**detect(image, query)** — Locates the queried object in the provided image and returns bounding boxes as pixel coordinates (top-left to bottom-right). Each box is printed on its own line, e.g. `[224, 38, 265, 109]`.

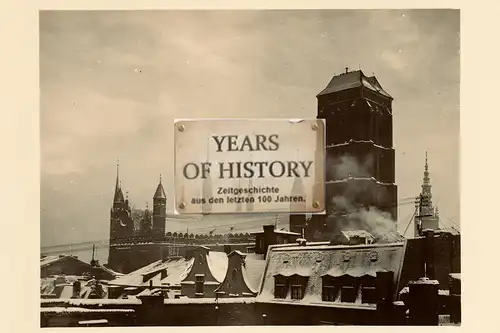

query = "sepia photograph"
[40, 9, 460, 326]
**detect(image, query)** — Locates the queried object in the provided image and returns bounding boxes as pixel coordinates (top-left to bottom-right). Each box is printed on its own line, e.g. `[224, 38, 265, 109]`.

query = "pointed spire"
[113, 161, 125, 203]
[420, 152, 434, 216]
[425, 151, 429, 172]
[116, 159, 120, 189]
[154, 175, 167, 199]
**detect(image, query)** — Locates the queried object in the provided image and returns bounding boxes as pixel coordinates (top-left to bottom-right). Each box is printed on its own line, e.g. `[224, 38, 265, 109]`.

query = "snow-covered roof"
[41, 276, 109, 299]
[256, 242, 405, 305]
[242, 254, 266, 293]
[341, 230, 374, 240]
[40, 255, 86, 268]
[207, 251, 229, 283]
[326, 139, 393, 151]
[251, 230, 301, 236]
[110, 258, 193, 288]
[325, 177, 395, 186]
[317, 70, 392, 99]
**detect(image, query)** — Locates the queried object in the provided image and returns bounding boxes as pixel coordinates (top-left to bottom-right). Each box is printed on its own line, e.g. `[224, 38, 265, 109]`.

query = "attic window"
[340, 278, 358, 303]
[274, 275, 287, 299]
[361, 276, 377, 304]
[321, 276, 339, 302]
[195, 274, 205, 295]
[290, 276, 308, 300]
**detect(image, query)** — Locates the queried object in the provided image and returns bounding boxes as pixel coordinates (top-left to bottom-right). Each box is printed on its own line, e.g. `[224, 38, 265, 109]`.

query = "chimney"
[160, 269, 168, 280]
[72, 280, 81, 299]
[423, 229, 435, 279]
[345, 67, 349, 73]
[223, 245, 231, 254]
[263, 225, 277, 259]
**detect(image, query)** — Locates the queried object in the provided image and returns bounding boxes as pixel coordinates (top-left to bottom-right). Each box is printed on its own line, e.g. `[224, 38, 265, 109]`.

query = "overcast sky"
[40, 9, 460, 247]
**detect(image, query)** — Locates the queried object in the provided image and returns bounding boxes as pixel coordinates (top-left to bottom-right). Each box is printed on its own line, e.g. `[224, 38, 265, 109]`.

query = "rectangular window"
[340, 285, 357, 303]
[322, 276, 340, 302]
[322, 284, 339, 302]
[195, 274, 204, 295]
[290, 277, 308, 300]
[361, 286, 377, 304]
[274, 276, 287, 299]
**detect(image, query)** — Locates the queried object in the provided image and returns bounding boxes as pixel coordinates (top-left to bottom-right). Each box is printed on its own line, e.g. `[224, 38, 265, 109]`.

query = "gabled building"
[215, 251, 266, 298]
[41, 255, 118, 281]
[180, 246, 228, 298]
[107, 257, 193, 298]
[256, 240, 405, 306]
[41, 275, 109, 299]
[251, 225, 301, 258]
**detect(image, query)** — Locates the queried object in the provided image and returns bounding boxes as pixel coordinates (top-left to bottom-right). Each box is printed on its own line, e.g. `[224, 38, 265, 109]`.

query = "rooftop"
[257, 241, 406, 306]
[317, 70, 392, 99]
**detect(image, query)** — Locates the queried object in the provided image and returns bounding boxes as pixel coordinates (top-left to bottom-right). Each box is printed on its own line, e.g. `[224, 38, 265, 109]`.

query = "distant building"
[414, 152, 441, 237]
[251, 225, 301, 258]
[290, 69, 397, 241]
[41, 255, 118, 281]
[106, 165, 256, 274]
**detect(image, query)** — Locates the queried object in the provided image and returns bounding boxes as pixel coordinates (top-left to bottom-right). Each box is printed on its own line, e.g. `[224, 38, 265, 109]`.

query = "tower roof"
[153, 177, 166, 199]
[317, 69, 392, 99]
[113, 162, 125, 203]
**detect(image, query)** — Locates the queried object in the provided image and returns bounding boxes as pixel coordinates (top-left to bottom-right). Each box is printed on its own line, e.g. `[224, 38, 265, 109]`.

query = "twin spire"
[114, 160, 166, 203]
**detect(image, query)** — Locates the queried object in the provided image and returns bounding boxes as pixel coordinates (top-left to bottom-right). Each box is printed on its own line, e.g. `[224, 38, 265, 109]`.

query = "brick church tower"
[107, 163, 134, 272]
[290, 69, 398, 240]
[152, 176, 167, 241]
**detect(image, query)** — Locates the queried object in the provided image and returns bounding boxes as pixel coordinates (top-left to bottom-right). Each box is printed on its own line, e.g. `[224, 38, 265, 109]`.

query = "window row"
[274, 275, 378, 304]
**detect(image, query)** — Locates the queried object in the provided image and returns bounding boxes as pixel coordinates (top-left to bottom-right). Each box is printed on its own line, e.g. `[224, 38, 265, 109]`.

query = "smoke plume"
[323, 153, 401, 243]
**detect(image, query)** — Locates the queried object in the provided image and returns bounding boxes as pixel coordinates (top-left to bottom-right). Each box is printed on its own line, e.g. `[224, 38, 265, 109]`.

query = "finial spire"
[425, 151, 428, 172]
[113, 160, 125, 203]
[116, 159, 120, 189]
[159, 173, 162, 184]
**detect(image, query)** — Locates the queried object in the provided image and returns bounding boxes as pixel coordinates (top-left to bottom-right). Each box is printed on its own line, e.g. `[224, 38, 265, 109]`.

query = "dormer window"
[361, 276, 377, 304]
[321, 276, 340, 302]
[290, 276, 308, 300]
[340, 276, 357, 303]
[274, 275, 287, 299]
[195, 274, 205, 295]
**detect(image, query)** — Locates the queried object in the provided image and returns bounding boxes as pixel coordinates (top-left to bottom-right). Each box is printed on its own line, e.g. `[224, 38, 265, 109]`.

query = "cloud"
[40, 10, 460, 247]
